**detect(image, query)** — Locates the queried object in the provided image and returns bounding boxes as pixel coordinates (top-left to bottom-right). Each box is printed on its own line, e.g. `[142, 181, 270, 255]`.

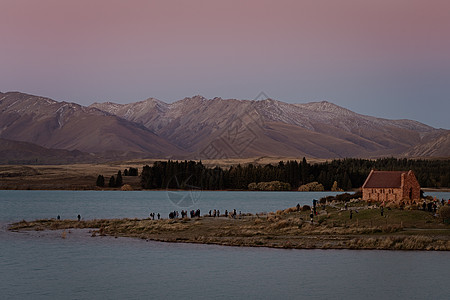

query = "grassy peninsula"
[9, 200, 450, 251]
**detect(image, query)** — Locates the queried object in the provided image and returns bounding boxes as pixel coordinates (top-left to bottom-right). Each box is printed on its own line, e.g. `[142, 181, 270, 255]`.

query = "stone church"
[361, 170, 421, 202]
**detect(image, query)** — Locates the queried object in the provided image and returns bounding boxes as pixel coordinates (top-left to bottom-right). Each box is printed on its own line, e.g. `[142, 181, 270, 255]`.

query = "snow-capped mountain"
[1, 91, 448, 162]
[90, 95, 447, 158]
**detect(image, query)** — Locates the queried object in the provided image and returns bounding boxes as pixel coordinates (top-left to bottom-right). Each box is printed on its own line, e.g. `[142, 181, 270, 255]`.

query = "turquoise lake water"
[1, 190, 449, 299]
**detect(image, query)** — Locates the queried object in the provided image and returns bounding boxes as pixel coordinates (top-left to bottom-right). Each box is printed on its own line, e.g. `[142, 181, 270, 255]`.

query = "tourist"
[217, 210, 220, 217]
[57, 215, 60, 220]
[209, 210, 212, 217]
[310, 210, 313, 224]
[157, 213, 160, 220]
[225, 210, 228, 217]
[77, 214, 81, 221]
[296, 203, 300, 212]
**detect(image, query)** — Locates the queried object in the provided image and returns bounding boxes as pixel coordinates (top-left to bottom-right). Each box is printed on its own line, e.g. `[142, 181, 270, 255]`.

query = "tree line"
[140, 158, 450, 190]
[96, 167, 139, 188]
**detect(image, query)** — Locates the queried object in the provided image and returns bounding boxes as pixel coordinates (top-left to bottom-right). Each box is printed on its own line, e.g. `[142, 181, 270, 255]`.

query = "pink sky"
[1, 0, 449, 128]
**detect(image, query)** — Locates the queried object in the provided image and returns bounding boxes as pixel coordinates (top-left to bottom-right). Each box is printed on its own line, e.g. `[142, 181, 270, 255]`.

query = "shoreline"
[9, 204, 450, 251]
[2, 187, 450, 193]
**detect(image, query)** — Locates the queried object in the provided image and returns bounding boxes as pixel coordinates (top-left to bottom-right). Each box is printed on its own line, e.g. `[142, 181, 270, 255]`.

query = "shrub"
[322, 191, 363, 203]
[248, 182, 257, 190]
[121, 184, 133, 191]
[248, 181, 291, 191]
[298, 182, 324, 191]
[331, 181, 343, 192]
[284, 207, 297, 214]
[440, 206, 450, 222]
[301, 205, 311, 212]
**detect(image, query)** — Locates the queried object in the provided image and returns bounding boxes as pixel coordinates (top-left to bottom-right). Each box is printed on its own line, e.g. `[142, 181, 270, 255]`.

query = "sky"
[1, 0, 449, 129]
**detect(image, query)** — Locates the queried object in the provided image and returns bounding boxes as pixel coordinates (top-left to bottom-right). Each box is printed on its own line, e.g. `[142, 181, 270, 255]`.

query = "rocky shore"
[9, 202, 450, 251]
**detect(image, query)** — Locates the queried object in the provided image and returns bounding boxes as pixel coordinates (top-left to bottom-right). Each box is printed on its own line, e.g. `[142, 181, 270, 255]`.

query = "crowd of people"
[145, 208, 245, 220]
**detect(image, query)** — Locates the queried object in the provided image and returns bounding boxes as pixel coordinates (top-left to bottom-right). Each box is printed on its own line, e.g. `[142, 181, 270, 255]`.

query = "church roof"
[362, 170, 407, 188]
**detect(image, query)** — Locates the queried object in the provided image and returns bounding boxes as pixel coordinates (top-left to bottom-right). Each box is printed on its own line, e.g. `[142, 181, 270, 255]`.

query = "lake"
[1, 190, 449, 299]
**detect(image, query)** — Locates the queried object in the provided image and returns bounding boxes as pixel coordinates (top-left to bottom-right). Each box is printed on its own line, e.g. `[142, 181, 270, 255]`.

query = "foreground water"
[1, 190, 449, 299]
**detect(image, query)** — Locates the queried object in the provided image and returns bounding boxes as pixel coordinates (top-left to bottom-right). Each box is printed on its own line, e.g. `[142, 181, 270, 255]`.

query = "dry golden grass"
[0, 156, 328, 190]
[0, 163, 142, 190]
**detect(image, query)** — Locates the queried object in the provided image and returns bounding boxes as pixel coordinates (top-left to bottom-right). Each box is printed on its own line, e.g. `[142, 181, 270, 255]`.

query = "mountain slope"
[0, 92, 184, 157]
[0, 138, 96, 164]
[402, 132, 450, 157]
[91, 96, 448, 158]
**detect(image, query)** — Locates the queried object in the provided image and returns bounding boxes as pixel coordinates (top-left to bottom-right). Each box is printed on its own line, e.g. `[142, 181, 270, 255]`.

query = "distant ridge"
[90, 95, 449, 158]
[0, 91, 448, 163]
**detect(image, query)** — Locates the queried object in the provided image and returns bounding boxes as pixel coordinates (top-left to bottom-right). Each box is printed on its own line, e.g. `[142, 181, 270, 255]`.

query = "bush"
[331, 181, 343, 192]
[327, 191, 363, 202]
[248, 182, 258, 190]
[301, 205, 311, 212]
[440, 206, 450, 222]
[248, 181, 291, 191]
[298, 182, 324, 191]
[121, 184, 133, 191]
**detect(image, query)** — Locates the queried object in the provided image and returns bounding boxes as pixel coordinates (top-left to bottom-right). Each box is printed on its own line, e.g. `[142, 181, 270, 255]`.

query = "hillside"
[0, 92, 184, 158]
[0, 138, 96, 164]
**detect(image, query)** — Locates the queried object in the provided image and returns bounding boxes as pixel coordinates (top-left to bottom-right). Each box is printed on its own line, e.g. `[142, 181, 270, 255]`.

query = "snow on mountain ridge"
[90, 95, 435, 136]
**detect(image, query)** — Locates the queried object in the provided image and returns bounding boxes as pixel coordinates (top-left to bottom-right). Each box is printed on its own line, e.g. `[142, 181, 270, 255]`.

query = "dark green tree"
[96, 175, 105, 187]
[116, 171, 123, 187]
[129, 167, 138, 176]
[109, 175, 116, 188]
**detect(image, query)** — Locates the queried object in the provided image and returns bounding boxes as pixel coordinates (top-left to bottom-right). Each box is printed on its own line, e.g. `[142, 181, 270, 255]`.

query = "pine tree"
[116, 171, 123, 187]
[109, 175, 116, 188]
[96, 175, 105, 187]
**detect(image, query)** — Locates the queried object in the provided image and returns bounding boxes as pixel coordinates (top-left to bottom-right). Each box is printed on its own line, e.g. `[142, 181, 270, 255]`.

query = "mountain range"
[0, 91, 448, 164]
